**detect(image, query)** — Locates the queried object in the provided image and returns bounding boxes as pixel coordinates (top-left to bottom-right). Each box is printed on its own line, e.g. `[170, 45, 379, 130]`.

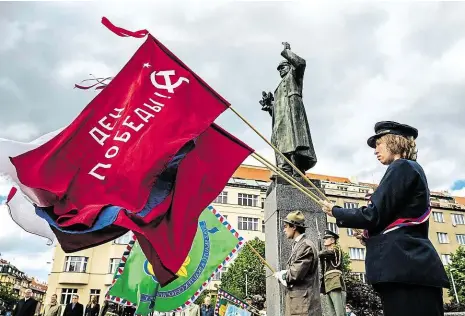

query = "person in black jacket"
[84, 296, 99, 316]
[321, 121, 450, 316]
[63, 295, 83, 316]
[13, 289, 38, 316]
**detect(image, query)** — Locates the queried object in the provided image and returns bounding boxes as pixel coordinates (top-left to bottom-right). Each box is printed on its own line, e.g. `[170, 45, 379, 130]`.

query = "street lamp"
[244, 270, 248, 297]
[450, 268, 460, 303]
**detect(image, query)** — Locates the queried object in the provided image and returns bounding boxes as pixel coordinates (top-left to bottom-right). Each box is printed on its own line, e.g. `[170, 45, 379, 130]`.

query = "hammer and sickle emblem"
[150, 70, 190, 94]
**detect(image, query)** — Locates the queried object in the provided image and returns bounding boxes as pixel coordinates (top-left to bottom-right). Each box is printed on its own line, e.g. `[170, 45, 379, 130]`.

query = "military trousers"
[374, 283, 444, 316]
[325, 290, 346, 316]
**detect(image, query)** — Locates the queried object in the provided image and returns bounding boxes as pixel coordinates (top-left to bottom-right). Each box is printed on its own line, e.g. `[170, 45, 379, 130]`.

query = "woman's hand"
[321, 200, 335, 217]
[353, 229, 366, 246]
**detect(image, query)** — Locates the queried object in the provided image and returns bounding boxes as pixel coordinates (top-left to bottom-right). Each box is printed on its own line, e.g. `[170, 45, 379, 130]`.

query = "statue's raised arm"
[280, 42, 306, 76]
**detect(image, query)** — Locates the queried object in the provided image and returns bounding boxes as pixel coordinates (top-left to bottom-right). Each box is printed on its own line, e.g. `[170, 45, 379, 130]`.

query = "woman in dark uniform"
[321, 121, 450, 316]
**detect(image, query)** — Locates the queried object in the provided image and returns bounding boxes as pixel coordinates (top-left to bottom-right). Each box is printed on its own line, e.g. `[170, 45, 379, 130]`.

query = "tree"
[220, 238, 266, 302]
[0, 282, 19, 309]
[447, 246, 465, 305]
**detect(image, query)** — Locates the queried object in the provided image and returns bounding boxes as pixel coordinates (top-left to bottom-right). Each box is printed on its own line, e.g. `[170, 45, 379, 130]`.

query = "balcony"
[58, 272, 89, 285]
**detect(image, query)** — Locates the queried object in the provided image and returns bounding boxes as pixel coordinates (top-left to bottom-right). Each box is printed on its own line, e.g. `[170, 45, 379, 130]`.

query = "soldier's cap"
[277, 60, 290, 70]
[367, 121, 418, 148]
[283, 211, 307, 228]
[323, 229, 339, 240]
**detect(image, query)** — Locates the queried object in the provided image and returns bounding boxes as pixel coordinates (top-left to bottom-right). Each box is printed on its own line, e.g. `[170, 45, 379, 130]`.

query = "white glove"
[274, 270, 288, 287]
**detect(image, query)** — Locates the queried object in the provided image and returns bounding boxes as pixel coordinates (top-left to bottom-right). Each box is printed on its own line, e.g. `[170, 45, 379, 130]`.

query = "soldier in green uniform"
[319, 230, 346, 316]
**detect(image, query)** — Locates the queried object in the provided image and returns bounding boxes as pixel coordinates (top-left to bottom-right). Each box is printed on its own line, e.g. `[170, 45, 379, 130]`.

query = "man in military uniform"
[319, 230, 346, 316]
[273, 211, 322, 316]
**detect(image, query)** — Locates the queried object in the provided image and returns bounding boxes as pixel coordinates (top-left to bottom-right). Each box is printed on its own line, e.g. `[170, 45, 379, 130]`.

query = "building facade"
[45, 165, 465, 305]
[0, 259, 48, 309]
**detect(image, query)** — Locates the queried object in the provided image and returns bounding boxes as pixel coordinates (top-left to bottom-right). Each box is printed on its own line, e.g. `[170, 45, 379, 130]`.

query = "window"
[344, 202, 359, 209]
[327, 222, 339, 234]
[109, 259, 121, 274]
[64, 257, 88, 273]
[238, 217, 259, 231]
[261, 198, 265, 209]
[441, 254, 451, 265]
[60, 288, 77, 305]
[457, 234, 465, 245]
[437, 232, 449, 244]
[433, 212, 445, 223]
[347, 228, 355, 236]
[212, 267, 228, 281]
[452, 214, 465, 225]
[214, 191, 228, 204]
[114, 232, 133, 245]
[349, 248, 365, 260]
[238, 194, 259, 207]
[89, 289, 100, 304]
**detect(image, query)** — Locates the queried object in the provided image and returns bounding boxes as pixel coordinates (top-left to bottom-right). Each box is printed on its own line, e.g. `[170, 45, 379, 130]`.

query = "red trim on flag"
[6, 187, 17, 203]
[101, 17, 148, 38]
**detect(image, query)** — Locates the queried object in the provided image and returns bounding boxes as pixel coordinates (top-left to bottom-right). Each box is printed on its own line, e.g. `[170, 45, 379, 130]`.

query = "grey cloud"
[404, 2, 465, 59]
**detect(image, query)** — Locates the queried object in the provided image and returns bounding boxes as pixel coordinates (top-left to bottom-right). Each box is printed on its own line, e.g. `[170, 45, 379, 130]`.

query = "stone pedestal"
[264, 177, 327, 316]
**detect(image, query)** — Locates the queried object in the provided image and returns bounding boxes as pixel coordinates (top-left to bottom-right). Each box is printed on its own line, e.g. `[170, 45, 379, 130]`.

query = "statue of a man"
[260, 42, 317, 177]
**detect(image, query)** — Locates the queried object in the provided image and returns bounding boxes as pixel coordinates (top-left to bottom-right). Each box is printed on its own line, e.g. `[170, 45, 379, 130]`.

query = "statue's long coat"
[271, 49, 317, 171]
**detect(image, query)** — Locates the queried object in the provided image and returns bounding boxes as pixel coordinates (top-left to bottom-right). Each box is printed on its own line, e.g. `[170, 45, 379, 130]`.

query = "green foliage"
[0, 282, 19, 308]
[446, 246, 465, 304]
[344, 273, 383, 316]
[340, 248, 352, 273]
[220, 238, 266, 301]
[339, 250, 383, 316]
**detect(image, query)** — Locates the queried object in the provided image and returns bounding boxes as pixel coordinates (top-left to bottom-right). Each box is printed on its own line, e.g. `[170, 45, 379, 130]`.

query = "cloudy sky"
[1, 0, 464, 282]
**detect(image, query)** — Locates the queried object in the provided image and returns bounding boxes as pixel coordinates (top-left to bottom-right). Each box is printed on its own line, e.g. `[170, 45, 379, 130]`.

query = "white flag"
[0, 128, 63, 245]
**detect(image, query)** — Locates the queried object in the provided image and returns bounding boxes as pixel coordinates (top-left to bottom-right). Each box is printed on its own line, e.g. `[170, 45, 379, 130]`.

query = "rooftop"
[232, 164, 464, 205]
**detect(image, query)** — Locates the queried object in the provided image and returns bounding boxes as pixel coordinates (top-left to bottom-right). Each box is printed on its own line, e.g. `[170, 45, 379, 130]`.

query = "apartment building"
[0, 259, 48, 308]
[44, 164, 465, 305]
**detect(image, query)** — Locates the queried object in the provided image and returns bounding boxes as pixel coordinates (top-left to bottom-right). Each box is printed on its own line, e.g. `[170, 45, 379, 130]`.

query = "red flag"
[54, 124, 253, 286]
[10, 34, 230, 224]
[117, 124, 254, 285]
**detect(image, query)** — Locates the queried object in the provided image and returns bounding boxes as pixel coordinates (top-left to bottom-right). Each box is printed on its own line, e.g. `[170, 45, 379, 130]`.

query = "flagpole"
[252, 152, 323, 205]
[228, 106, 329, 202]
[246, 242, 276, 274]
[252, 153, 323, 206]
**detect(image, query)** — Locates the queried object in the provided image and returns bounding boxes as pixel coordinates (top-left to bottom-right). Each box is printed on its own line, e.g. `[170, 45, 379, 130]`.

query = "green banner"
[107, 206, 244, 314]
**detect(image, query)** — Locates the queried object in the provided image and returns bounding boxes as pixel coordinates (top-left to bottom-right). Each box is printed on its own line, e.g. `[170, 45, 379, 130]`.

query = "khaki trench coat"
[284, 236, 322, 316]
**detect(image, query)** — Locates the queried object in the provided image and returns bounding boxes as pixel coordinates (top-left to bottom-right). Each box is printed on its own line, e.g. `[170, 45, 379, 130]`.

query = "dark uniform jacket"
[284, 235, 322, 316]
[13, 298, 38, 316]
[333, 159, 449, 288]
[319, 246, 345, 294]
[63, 303, 84, 316]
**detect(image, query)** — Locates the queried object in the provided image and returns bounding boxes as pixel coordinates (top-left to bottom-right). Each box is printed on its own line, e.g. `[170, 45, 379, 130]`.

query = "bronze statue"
[260, 42, 317, 177]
